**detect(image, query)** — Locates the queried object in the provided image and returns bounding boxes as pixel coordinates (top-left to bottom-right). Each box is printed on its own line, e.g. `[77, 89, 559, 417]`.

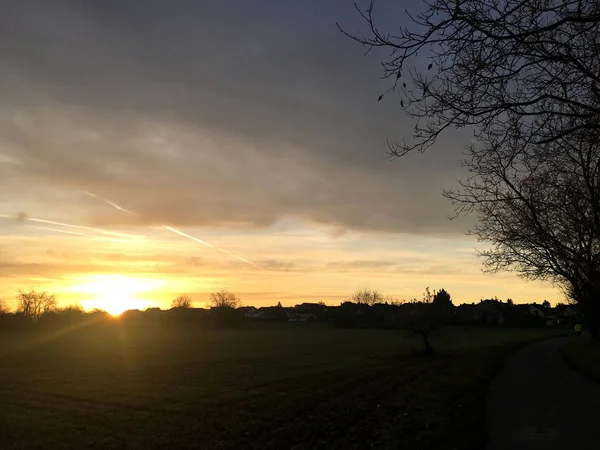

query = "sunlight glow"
[71, 274, 163, 315]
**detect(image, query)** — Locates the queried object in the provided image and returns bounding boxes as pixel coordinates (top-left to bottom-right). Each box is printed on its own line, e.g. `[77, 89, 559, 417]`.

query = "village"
[146, 298, 583, 329]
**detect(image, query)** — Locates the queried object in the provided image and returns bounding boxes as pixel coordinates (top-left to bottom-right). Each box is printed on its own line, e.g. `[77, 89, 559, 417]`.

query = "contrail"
[84, 191, 260, 268]
[25, 225, 130, 243]
[163, 225, 259, 268]
[0, 213, 141, 241]
[82, 190, 138, 215]
[27, 224, 194, 255]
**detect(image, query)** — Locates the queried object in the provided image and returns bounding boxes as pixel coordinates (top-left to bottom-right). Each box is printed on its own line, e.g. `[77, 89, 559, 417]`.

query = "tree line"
[0, 286, 457, 353]
[0, 289, 242, 319]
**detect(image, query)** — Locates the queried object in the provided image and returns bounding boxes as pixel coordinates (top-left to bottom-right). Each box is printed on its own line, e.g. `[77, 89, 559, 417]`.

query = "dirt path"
[487, 337, 600, 449]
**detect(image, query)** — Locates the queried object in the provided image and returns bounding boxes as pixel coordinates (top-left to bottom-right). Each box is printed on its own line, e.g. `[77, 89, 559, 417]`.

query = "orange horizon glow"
[71, 274, 163, 316]
[0, 216, 562, 311]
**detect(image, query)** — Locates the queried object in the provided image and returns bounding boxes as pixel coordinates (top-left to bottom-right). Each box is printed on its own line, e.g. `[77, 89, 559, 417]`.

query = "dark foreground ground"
[562, 337, 600, 383]
[0, 323, 563, 449]
[487, 337, 600, 450]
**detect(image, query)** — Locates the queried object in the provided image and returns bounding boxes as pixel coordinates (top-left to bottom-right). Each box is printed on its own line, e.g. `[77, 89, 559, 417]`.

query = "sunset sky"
[0, 0, 559, 313]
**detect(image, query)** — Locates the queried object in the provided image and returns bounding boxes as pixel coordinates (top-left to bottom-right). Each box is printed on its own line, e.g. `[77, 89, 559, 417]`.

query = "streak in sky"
[0, 213, 141, 241]
[163, 226, 260, 268]
[82, 190, 138, 215]
[84, 192, 260, 268]
[25, 225, 130, 243]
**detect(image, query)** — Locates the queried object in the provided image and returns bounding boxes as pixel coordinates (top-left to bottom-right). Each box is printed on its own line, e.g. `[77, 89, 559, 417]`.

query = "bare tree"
[445, 127, 600, 338]
[0, 299, 10, 314]
[403, 287, 452, 354]
[341, 0, 600, 156]
[209, 290, 241, 309]
[171, 295, 192, 309]
[351, 288, 384, 306]
[16, 289, 57, 320]
[342, 0, 600, 337]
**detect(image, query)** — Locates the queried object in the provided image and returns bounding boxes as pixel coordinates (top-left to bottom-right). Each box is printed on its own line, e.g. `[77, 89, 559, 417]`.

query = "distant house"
[293, 302, 326, 320]
[255, 307, 277, 320]
[473, 300, 505, 325]
[242, 306, 287, 321]
[456, 304, 477, 324]
[287, 312, 316, 322]
[551, 304, 581, 326]
[242, 307, 258, 319]
[508, 304, 537, 326]
[371, 303, 399, 325]
[294, 303, 325, 314]
[165, 307, 210, 324]
[529, 304, 547, 319]
[563, 305, 579, 317]
[454, 300, 504, 325]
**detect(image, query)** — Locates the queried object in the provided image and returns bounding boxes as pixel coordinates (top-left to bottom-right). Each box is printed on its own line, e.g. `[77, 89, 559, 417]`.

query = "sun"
[72, 274, 162, 316]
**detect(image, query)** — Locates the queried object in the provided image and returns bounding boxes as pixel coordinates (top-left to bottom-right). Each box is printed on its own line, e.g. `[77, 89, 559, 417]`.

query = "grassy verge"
[562, 337, 600, 383]
[0, 326, 561, 449]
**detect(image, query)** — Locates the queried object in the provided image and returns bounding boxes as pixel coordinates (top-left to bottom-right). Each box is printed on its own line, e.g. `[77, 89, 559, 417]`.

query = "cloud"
[256, 259, 297, 272]
[0, 0, 471, 235]
[326, 260, 396, 271]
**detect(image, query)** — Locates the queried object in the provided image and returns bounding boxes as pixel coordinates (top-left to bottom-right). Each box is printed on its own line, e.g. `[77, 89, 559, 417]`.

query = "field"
[0, 322, 562, 449]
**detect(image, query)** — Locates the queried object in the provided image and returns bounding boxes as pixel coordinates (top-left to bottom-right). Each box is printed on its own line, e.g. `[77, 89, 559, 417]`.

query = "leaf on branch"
[428, 63, 433, 70]
[378, 94, 384, 102]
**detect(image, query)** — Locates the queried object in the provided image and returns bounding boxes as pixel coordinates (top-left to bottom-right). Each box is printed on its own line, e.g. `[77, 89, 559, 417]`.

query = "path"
[487, 337, 600, 449]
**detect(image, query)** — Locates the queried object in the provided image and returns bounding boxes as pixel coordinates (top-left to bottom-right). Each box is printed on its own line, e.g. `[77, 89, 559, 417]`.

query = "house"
[287, 312, 316, 322]
[244, 306, 288, 321]
[473, 300, 505, 325]
[552, 304, 581, 326]
[294, 303, 325, 314]
[372, 303, 399, 325]
[293, 302, 326, 320]
[563, 305, 579, 317]
[545, 312, 557, 326]
[242, 307, 259, 319]
[456, 304, 477, 324]
[163, 307, 211, 325]
[529, 304, 547, 319]
[505, 304, 538, 327]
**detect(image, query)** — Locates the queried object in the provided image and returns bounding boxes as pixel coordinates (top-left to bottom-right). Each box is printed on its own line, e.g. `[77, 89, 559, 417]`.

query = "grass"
[562, 337, 600, 383]
[0, 323, 562, 449]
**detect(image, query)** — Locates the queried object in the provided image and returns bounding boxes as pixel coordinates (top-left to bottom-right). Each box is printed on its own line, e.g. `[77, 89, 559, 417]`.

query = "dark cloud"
[0, 0, 471, 234]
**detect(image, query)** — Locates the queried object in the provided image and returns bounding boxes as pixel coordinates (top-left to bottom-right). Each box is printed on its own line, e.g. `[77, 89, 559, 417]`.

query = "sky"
[0, 0, 560, 313]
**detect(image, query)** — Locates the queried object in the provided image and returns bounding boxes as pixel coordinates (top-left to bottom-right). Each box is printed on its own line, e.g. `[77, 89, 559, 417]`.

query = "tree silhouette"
[0, 299, 10, 314]
[209, 290, 241, 309]
[16, 289, 57, 320]
[405, 287, 453, 354]
[342, 0, 600, 337]
[542, 300, 551, 309]
[432, 289, 453, 311]
[351, 288, 384, 306]
[446, 130, 600, 339]
[341, 0, 600, 156]
[171, 295, 192, 309]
